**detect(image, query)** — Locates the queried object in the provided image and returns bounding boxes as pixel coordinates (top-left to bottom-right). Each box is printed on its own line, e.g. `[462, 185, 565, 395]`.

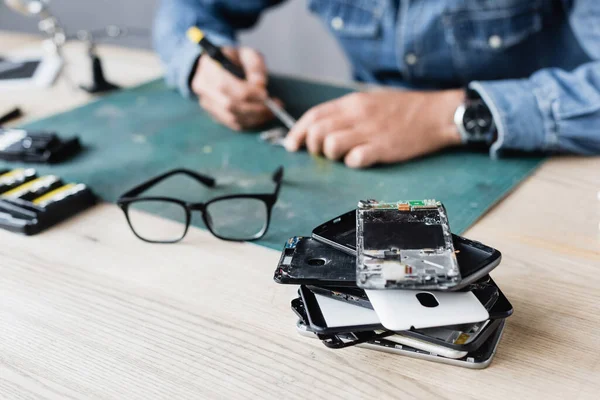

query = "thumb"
[239, 47, 268, 86]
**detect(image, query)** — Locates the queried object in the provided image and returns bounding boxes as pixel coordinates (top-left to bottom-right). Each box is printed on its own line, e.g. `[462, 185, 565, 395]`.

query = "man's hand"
[284, 89, 464, 168]
[191, 46, 275, 130]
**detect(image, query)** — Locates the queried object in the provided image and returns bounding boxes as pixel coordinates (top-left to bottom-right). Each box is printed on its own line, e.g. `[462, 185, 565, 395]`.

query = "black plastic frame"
[273, 237, 358, 286]
[117, 166, 283, 243]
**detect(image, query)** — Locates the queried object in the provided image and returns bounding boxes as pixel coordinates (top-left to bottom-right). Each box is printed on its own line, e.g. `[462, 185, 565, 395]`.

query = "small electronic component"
[356, 199, 460, 290]
[259, 127, 288, 147]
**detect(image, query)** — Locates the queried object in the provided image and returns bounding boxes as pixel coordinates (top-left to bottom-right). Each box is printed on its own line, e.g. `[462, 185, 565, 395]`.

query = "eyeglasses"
[117, 166, 283, 243]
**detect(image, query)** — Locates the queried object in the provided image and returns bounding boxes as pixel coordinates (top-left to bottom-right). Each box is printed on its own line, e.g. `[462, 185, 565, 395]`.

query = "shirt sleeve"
[469, 0, 600, 158]
[469, 61, 600, 157]
[153, 0, 285, 98]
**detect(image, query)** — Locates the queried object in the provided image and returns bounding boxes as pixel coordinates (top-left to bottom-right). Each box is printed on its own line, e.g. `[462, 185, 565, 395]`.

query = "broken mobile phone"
[298, 283, 493, 334]
[273, 236, 357, 286]
[312, 209, 502, 291]
[306, 274, 505, 315]
[290, 297, 395, 349]
[356, 199, 460, 290]
[293, 286, 508, 353]
[295, 318, 507, 369]
[273, 233, 501, 290]
[293, 292, 468, 358]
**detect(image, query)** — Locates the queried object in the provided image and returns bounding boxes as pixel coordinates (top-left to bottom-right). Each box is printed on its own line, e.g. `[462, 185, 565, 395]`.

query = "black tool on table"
[0, 128, 81, 163]
[80, 51, 120, 94]
[0, 107, 23, 126]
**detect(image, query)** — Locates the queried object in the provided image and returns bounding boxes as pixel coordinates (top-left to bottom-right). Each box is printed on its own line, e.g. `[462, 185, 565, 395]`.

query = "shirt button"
[488, 35, 503, 49]
[331, 17, 344, 30]
[405, 53, 418, 66]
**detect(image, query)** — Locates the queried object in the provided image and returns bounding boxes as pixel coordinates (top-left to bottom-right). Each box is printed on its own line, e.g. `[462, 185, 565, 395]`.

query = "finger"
[236, 103, 275, 127]
[199, 83, 269, 117]
[284, 100, 343, 152]
[200, 97, 242, 131]
[305, 117, 354, 155]
[201, 95, 272, 129]
[235, 101, 273, 119]
[196, 83, 232, 109]
[239, 47, 268, 86]
[322, 129, 366, 160]
[192, 52, 238, 95]
[221, 78, 268, 103]
[344, 143, 380, 168]
[196, 54, 267, 102]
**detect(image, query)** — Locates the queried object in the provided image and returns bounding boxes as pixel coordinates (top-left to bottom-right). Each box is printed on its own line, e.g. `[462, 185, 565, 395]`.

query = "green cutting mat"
[3, 76, 544, 250]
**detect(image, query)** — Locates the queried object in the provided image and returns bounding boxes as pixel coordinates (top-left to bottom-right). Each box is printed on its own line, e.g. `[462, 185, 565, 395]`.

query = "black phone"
[274, 236, 357, 286]
[474, 276, 513, 320]
[312, 210, 502, 291]
[290, 296, 394, 349]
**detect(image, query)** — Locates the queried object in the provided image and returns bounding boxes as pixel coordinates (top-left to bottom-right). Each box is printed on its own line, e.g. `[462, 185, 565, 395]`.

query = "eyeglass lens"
[205, 197, 268, 240]
[127, 199, 188, 242]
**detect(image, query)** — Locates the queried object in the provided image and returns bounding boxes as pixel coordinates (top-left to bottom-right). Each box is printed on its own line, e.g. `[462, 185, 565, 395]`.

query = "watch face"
[463, 101, 493, 137]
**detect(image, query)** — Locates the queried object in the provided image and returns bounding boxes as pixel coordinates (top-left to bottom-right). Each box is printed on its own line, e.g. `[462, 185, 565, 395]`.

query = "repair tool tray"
[0, 168, 96, 235]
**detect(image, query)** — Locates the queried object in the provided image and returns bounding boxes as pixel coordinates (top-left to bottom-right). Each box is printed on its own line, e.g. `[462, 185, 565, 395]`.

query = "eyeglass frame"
[117, 166, 284, 243]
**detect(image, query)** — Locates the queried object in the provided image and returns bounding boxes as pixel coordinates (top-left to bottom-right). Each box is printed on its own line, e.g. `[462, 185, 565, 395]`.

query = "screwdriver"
[186, 27, 296, 130]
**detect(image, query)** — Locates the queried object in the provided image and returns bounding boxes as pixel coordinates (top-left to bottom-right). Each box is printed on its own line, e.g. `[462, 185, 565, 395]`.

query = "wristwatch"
[454, 89, 496, 145]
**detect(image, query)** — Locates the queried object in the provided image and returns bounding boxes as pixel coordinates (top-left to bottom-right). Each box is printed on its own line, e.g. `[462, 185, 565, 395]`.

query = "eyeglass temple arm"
[272, 166, 284, 195]
[120, 169, 216, 198]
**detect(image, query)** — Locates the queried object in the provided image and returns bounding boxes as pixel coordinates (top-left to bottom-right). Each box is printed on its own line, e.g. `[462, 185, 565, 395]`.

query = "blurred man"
[154, 1, 600, 168]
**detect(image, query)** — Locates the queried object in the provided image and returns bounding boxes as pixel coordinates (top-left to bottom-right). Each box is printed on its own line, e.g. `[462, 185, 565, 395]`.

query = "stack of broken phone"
[273, 200, 512, 369]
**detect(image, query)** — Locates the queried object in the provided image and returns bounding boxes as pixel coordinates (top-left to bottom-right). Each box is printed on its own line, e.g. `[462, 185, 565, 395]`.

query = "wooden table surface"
[1, 32, 600, 400]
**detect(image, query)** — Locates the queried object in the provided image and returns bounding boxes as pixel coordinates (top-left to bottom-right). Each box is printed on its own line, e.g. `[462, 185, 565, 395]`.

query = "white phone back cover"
[312, 295, 468, 358]
[315, 293, 380, 327]
[366, 290, 489, 331]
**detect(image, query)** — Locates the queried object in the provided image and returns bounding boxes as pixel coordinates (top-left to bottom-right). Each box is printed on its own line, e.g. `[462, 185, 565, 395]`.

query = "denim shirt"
[153, 0, 600, 157]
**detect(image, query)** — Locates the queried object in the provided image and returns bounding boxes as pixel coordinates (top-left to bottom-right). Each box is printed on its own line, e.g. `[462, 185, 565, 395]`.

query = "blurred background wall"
[0, 0, 352, 82]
